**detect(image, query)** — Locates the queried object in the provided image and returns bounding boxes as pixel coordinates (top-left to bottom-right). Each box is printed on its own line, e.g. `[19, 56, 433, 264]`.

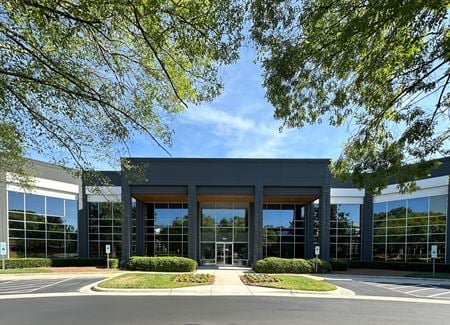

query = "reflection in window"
[330, 204, 361, 260]
[372, 195, 447, 263]
[7, 191, 78, 258]
[263, 204, 304, 259]
[145, 203, 188, 257]
[88, 201, 122, 258]
[200, 202, 249, 266]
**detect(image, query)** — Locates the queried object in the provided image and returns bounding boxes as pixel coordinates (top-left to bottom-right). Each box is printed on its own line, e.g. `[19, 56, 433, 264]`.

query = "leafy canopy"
[249, 0, 450, 193]
[0, 0, 243, 180]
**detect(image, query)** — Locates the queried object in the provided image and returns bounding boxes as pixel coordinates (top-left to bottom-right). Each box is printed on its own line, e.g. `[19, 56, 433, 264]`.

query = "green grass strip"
[98, 273, 212, 289]
[243, 274, 336, 291]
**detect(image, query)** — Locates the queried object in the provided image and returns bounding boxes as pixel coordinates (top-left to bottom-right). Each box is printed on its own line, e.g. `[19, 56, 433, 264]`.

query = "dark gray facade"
[119, 158, 331, 265]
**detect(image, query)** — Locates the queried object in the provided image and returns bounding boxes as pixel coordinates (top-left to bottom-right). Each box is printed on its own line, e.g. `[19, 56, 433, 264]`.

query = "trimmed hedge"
[128, 256, 197, 272]
[330, 259, 349, 271]
[254, 257, 331, 274]
[349, 261, 450, 272]
[2, 258, 119, 269]
[4, 258, 51, 269]
[51, 258, 119, 269]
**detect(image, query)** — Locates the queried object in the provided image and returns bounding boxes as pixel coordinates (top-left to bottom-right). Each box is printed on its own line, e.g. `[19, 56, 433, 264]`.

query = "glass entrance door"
[216, 242, 233, 265]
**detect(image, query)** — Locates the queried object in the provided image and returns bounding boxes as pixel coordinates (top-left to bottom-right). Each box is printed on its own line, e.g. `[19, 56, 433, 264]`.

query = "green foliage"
[249, 0, 450, 193]
[128, 256, 197, 272]
[330, 259, 349, 271]
[51, 258, 119, 268]
[349, 261, 450, 272]
[0, 0, 243, 173]
[254, 257, 331, 274]
[5, 258, 52, 269]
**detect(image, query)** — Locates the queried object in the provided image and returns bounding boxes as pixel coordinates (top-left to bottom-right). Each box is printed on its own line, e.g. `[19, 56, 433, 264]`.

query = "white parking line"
[405, 287, 436, 294]
[0, 278, 74, 294]
[27, 278, 74, 293]
[428, 291, 450, 298]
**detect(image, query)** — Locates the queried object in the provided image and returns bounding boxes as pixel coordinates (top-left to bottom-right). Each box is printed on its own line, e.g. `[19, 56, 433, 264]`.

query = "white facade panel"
[330, 188, 365, 204]
[373, 176, 449, 203]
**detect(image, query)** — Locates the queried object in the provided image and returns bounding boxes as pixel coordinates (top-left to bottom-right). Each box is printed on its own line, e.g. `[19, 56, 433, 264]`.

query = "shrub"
[5, 258, 52, 269]
[349, 261, 450, 272]
[254, 257, 331, 274]
[50, 258, 119, 269]
[128, 256, 197, 272]
[330, 259, 349, 271]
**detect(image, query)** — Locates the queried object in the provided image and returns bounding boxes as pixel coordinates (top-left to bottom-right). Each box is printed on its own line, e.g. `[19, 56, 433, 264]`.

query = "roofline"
[122, 157, 332, 163]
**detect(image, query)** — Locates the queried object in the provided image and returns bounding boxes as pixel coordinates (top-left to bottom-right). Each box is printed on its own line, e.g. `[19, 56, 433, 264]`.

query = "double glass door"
[216, 242, 233, 265]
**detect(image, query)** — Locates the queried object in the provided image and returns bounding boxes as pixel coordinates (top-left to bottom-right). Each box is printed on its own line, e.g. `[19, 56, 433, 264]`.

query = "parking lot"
[0, 277, 105, 295]
[327, 277, 450, 300]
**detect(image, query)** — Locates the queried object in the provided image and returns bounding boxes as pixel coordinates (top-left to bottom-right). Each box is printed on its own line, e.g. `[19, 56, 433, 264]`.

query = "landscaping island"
[98, 273, 214, 289]
[241, 274, 336, 291]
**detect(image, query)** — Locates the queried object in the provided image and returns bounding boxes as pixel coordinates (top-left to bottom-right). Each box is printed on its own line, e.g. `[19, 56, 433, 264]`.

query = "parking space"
[326, 278, 450, 300]
[0, 277, 104, 295]
[362, 281, 450, 299]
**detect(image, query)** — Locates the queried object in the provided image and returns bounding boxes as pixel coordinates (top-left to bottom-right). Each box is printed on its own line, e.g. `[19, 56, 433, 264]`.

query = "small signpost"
[0, 242, 7, 270]
[314, 246, 320, 272]
[105, 244, 111, 269]
[431, 245, 437, 277]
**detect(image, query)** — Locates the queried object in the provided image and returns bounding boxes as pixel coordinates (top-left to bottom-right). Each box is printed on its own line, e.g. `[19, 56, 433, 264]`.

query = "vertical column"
[78, 183, 89, 258]
[0, 173, 7, 257]
[446, 182, 450, 264]
[319, 187, 330, 260]
[121, 178, 132, 262]
[362, 192, 373, 261]
[304, 202, 314, 258]
[136, 200, 145, 256]
[253, 185, 263, 264]
[188, 185, 198, 261]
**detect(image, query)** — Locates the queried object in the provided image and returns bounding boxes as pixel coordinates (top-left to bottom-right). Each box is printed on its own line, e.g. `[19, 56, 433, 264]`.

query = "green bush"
[5, 258, 52, 269]
[254, 257, 331, 274]
[330, 259, 349, 271]
[50, 258, 119, 269]
[128, 256, 197, 272]
[349, 261, 450, 272]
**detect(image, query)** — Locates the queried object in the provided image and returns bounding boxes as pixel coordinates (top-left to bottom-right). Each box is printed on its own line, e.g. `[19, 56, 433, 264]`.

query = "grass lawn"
[241, 274, 336, 292]
[98, 273, 214, 289]
[405, 272, 450, 279]
[0, 268, 52, 274]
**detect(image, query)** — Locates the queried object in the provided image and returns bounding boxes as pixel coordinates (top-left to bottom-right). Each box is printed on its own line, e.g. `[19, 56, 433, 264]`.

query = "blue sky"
[126, 46, 352, 163]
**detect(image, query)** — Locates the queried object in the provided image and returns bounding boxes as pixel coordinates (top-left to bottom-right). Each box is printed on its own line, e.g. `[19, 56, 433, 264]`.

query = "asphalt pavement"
[0, 296, 449, 325]
[0, 277, 105, 295]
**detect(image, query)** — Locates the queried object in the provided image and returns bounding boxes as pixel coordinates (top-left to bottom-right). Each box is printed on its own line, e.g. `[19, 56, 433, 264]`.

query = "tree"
[249, 0, 450, 193]
[0, 0, 243, 181]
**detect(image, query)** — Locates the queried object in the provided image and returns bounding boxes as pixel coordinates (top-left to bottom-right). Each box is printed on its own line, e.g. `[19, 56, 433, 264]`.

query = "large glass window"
[200, 202, 249, 266]
[330, 204, 361, 260]
[7, 191, 78, 258]
[263, 204, 304, 259]
[372, 194, 447, 263]
[144, 203, 188, 257]
[88, 201, 122, 258]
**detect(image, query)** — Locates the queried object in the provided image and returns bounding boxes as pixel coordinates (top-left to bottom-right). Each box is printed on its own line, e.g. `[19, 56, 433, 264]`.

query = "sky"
[124, 46, 352, 165]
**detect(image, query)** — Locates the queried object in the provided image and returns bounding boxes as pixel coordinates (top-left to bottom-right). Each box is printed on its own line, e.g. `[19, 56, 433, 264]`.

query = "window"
[88, 202, 122, 258]
[330, 204, 361, 260]
[372, 195, 447, 263]
[7, 191, 78, 258]
[263, 204, 304, 259]
[145, 203, 188, 257]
